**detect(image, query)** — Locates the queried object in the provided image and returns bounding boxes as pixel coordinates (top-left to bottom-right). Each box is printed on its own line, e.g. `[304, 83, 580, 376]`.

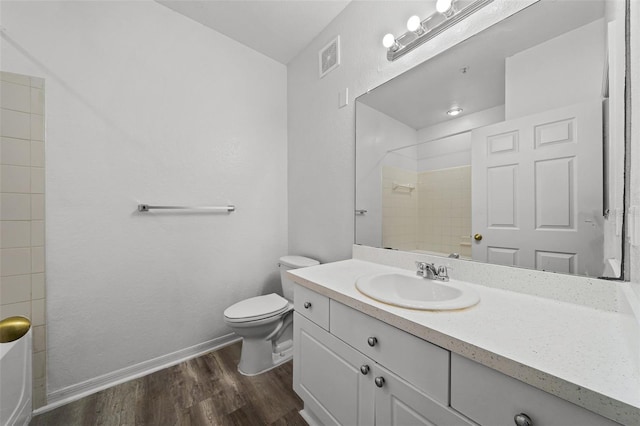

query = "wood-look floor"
[31, 342, 306, 426]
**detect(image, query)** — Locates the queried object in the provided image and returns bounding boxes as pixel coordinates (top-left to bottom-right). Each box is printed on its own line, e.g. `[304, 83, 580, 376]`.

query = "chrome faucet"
[415, 261, 449, 282]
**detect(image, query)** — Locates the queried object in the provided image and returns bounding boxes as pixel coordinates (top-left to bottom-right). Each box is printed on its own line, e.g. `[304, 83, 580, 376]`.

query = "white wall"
[288, 0, 536, 263]
[1, 0, 287, 400]
[631, 1, 640, 292]
[417, 132, 471, 172]
[355, 102, 416, 248]
[505, 18, 606, 120]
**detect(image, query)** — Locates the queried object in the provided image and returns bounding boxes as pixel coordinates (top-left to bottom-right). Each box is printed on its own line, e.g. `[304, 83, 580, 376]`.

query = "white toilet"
[223, 255, 319, 376]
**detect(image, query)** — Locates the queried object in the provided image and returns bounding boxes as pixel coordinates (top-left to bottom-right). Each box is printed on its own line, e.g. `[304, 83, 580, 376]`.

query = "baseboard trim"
[35, 333, 240, 416]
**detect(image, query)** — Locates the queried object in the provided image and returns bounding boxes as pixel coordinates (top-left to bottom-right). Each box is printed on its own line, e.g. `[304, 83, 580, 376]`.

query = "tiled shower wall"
[382, 166, 418, 251]
[382, 165, 471, 257]
[417, 166, 472, 258]
[0, 71, 47, 408]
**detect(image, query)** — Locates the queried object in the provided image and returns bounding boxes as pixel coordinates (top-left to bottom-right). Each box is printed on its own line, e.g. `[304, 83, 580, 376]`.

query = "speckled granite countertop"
[288, 259, 640, 426]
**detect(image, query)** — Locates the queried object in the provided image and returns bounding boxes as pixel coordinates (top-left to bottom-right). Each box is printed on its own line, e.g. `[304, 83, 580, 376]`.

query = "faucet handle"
[437, 265, 449, 281]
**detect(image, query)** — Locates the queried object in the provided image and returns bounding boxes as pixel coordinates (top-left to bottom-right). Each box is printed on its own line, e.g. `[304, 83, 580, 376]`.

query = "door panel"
[472, 101, 603, 276]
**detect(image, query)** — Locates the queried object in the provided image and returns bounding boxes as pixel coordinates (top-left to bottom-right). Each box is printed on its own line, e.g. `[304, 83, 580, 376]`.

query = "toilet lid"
[224, 293, 289, 323]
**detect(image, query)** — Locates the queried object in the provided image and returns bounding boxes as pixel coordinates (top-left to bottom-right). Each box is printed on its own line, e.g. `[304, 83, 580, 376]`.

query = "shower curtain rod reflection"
[137, 204, 235, 212]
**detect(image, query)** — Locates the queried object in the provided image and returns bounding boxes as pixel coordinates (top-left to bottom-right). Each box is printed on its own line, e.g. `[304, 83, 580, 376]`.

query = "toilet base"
[237, 339, 293, 376]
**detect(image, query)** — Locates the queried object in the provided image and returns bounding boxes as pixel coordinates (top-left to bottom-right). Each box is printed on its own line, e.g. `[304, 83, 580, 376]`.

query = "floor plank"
[31, 342, 305, 426]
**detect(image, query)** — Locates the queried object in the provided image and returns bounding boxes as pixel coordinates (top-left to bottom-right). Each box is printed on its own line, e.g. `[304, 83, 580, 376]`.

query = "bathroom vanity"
[289, 254, 639, 426]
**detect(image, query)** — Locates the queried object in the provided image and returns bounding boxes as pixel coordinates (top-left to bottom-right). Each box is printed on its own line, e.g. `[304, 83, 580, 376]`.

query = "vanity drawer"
[330, 300, 449, 404]
[294, 284, 329, 330]
[450, 353, 620, 426]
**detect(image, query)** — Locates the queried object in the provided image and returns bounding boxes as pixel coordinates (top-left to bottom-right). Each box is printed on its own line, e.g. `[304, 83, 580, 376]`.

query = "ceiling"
[358, 1, 605, 130]
[157, 0, 351, 64]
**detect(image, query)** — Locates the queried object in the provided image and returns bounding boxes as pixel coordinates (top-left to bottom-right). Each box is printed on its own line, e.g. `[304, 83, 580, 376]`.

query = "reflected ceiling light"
[382, 0, 493, 61]
[447, 107, 463, 116]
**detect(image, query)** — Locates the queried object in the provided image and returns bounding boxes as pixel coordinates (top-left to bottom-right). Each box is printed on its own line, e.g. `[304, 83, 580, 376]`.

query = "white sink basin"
[355, 272, 480, 311]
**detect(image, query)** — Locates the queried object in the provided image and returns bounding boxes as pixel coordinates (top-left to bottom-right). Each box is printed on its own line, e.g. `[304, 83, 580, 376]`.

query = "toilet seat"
[224, 293, 290, 324]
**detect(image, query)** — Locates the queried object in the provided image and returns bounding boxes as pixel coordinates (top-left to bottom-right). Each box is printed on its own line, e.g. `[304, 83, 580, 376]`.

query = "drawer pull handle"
[360, 365, 370, 375]
[374, 377, 385, 388]
[303, 302, 312, 309]
[367, 337, 378, 347]
[514, 413, 533, 426]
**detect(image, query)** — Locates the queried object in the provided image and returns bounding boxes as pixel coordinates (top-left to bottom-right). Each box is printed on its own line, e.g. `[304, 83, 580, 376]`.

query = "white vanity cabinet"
[293, 284, 474, 426]
[294, 312, 375, 425]
[450, 354, 621, 426]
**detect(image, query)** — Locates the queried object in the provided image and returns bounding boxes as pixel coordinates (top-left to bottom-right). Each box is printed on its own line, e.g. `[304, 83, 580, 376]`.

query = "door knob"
[474, 233, 483, 241]
[514, 413, 533, 426]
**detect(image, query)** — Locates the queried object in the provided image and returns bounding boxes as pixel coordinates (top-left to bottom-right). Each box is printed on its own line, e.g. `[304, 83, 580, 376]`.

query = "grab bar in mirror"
[138, 204, 235, 212]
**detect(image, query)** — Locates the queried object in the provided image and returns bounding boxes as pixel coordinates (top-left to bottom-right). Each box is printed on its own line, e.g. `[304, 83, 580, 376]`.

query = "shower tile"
[0, 81, 30, 112]
[0, 274, 31, 304]
[1, 247, 31, 276]
[0, 300, 30, 318]
[31, 167, 45, 193]
[31, 194, 44, 220]
[30, 77, 44, 89]
[30, 88, 44, 115]
[33, 325, 46, 352]
[31, 141, 45, 167]
[33, 378, 46, 409]
[31, 298, 45, 326]
[0, 109, 30, 139]
[1, 137, 30, 166]
[31, 246, 45, 273]
[31, 273, 45, 299]
[1, 165, 31, 193]
[1, 193, 31, 220]
[31, 221, 44, 246]
[31, 114, 44, 141]
[33, 351, 46, 379]
[1, 220, 30, 248]
[0, 71, 30, 86]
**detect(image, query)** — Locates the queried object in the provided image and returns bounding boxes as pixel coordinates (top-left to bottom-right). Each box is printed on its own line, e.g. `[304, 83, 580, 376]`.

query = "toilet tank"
[278, 256, 319, 301]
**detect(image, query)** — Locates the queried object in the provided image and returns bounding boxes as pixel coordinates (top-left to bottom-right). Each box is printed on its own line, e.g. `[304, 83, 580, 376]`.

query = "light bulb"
[382, 33, 397, 49]
[436, 0, 454, 15]
[447, 107, 463, 116]
[407, 15, 422, 32]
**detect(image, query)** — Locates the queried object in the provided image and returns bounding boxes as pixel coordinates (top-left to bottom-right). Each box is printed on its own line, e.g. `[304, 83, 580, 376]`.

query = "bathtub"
[0, 327, 32, 426]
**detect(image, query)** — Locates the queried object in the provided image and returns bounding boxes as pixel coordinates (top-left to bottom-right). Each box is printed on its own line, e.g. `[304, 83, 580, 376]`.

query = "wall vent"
[319, 36, 340, 78]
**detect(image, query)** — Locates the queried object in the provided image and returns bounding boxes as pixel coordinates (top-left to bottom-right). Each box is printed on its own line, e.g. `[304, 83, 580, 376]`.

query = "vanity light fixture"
[382, 33, 400, 52]
[383, 0, 493, 61]
[436, 0, 456, 18]
[407, 15, 427, 35]
[447, 107, 463, 116]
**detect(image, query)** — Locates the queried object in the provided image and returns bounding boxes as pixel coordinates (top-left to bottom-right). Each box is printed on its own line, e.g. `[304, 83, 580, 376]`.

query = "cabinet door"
[450, 353, 620, 426]
[293, 312, 375, 426]
[374, 364, 476, 426]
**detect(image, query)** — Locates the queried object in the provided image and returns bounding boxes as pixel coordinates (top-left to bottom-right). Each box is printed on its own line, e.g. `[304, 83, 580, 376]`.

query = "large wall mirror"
[355, 0, 627, 279]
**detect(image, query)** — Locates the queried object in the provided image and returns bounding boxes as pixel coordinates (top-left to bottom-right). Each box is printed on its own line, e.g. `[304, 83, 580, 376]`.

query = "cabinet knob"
[514, 413, 533, 426]
[303, 302, 312, 309]
[360, 365, 370, 375]
[367, 337, 378, 347]
[374, 377, 385, 388]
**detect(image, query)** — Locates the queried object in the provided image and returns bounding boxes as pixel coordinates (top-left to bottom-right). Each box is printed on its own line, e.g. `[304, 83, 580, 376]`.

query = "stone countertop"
[288, 259, 640, 426]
